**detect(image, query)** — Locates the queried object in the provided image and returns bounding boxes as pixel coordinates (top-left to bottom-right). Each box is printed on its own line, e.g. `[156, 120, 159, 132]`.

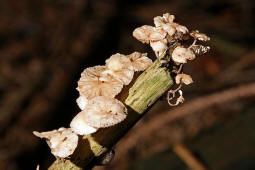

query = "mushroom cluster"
[33, 52, 152, 158]
[133, 13, 210, 106]
[33, 13, 210, 159]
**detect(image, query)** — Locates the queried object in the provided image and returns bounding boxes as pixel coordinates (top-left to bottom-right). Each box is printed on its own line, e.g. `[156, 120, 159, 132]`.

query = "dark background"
[0, 0, 255, 170]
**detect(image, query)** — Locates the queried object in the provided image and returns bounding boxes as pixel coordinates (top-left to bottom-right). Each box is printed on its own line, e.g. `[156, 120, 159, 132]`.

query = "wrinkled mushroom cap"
[83, 96, 127, 128]
[175, 73, 193, 85]
[77, 66, 123, 99]
[104, 53, 134, 85]
[33, 128, 78, 158]
[190, 30, 210, 41]
[105, 53, 133, 71]
[70, 111, 98, 135]
[126, 52, 152, 71]
[172, 46, 196, 64]
[133, 25, 166, 44]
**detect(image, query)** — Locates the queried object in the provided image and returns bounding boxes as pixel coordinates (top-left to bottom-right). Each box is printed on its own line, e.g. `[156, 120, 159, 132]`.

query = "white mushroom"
[33, 128, 78, 158]
[104, 53, 134, 85]
[76, 95, 88, 110]
[77, 66, 123, 99]
[133, 25, 167, 44]
[175, 74, 193, 85]
[172, 46, 196, 64]
[70, 111, 98, 135]
[190, 30, 210, 41]
[126, 52, 152, 71]
[83, 96, 127, 128]
[153, 13, 188, 35]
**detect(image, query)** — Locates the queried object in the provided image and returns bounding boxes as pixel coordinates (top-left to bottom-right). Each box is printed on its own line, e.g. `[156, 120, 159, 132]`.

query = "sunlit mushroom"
[77, 66, 123, 99]
[83, 96, 127, 128]
[126, 52, 152, 71]
[132, 25, 166, 44]
[190, 30, 210, 41]
[33, 128, 78, 158]
[104, 53, 134, 85]
[175, 73, 193, 85]
[70, 111, 98, 135]
[172, 46, 196, 64]
[153, 13, 188, 36]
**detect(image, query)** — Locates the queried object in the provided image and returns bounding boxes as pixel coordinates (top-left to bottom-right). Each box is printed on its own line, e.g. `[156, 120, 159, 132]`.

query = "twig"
[114, 82, 255, 161]
[173, 143, 207, 170]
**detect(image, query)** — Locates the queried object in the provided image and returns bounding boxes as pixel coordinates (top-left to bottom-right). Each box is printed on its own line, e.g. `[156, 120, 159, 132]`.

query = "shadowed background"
[0, 0, 255, 169]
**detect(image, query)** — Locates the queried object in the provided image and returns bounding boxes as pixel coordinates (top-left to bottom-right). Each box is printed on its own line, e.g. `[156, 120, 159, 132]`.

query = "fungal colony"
[33, 13, 210, 158]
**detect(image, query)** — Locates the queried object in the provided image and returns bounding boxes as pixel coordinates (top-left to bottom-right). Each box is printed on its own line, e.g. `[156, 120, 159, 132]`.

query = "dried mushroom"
[172, 46, 196, 64]
[126, 52, 152, 71]
[83, 96, 127, 128]
[77, 66, 123, 99]
[104, 53, 134, 85]
[33, 128, 78, 158]
[175, 74, 193, 85]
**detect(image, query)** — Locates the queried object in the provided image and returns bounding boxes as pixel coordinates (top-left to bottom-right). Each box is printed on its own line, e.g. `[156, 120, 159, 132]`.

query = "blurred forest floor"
[0, 0, 255, 170]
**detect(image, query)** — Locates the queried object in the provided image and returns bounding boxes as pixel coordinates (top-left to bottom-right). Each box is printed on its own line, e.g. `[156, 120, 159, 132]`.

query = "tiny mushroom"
[83, 96, 128, 128]
[172, 46, 196, 64]
[175, 73, 193, 85]
[133, 25, 167, 57]
[190, 30, 210, 41]
[126, 52, 153, 71]
[154, 13, 188, 36]
[104, 53, 134, 85]
[77, 66, 123, 99]
[132, 25, 167, 43]
[33, 127, 78, 158]
[70, 111, 98, 135]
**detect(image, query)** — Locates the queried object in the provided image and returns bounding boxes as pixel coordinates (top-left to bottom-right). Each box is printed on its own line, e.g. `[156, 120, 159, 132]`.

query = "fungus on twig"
[190, 30, 210, 41]
[175, 74, 193, 85]
[126, 52, 153, 71]
[104, 53, 134, 85]
[77, 66, 123, 99]
[83, 96, 127, 128]
[33, 128, 78, 158]
[172, 46, 196, 64]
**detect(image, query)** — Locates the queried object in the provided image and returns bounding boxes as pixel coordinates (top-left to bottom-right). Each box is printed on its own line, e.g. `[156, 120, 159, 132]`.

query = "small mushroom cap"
[77, 66, 123, 99]
[133, 25, 167, 44]
[172, 23, 188, 34]
[153, 13, 188, 36]
[105, 53, 133, 71]
[127, 52, 152, 71]
[33, 128, 78, 158]
[104, 53, 134, 85]
[154, 13, 175, 27]
[70, 111, 98, 135]
[76, 95, 88, 110]
[83, 96, 127, 128]
[175, 74, 193, 85]
[190, 30, 210, 41]
[172, 46, 196, 63]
